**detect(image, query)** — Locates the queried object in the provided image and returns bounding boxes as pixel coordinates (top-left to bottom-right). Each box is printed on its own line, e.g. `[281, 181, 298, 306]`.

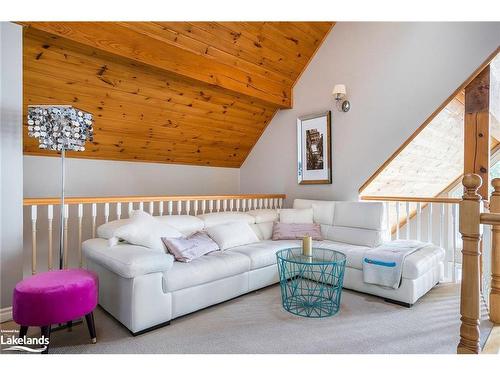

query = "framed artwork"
[297, 111, 332, 184]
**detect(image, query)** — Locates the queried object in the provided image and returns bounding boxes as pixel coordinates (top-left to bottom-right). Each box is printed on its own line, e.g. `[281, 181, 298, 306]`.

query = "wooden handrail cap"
[463, 173, 482, 190]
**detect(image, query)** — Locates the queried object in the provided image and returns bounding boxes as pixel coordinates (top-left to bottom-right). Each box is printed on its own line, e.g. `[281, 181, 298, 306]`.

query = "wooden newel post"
[490, 178, 500, 324]
[457, 173, 483, 354]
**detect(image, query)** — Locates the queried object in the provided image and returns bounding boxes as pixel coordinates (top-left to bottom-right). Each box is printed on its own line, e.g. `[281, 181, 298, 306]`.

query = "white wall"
[240, 22, 500, 203]
[0, 22, 23, 310]
[24, 156, 240, 197]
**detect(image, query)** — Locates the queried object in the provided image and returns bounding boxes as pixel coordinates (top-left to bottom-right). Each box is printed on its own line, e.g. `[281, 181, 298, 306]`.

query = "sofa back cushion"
[206, 221, 260, 250]
[292, 199, 386, 247]
[279, 208, 313, 223]
[197, 212, 255, 228]
[250, 222, 274, 240]
[247, 209, 278, 223]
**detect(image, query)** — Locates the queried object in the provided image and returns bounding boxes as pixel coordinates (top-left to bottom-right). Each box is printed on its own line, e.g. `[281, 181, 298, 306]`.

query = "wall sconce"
[332, 84, 350, 112]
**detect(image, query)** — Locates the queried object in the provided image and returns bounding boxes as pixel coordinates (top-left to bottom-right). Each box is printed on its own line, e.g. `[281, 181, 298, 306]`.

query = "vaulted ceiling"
[21, 22, 334, 167]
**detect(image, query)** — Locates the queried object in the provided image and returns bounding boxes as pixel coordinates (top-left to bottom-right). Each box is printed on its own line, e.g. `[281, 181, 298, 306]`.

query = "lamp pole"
[59, 148, 65, 270]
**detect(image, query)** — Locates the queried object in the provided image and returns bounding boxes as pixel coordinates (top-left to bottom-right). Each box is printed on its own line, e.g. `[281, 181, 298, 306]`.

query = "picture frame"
[297, 111, 332, 184]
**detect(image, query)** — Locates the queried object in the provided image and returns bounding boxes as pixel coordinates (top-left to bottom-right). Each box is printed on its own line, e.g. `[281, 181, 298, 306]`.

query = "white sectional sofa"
[83, 199, 445, 335]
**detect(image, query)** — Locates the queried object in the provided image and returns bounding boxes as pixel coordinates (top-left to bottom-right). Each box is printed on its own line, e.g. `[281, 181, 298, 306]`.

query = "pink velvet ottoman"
[13, 269, 98, 354]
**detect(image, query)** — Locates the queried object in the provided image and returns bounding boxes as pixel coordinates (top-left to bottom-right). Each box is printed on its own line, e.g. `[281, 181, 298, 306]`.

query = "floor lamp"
[27, 105, 94, 270]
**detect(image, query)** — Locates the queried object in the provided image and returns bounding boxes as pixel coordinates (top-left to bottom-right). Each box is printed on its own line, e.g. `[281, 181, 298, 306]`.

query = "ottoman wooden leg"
[85, 312, 97, 344]
[19, 326, 28, 339]
[40, 326, 51, 354]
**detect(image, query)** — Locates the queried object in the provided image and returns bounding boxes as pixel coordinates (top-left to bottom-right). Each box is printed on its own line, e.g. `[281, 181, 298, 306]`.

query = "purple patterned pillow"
[272, 222, 323, 241]
[162, 231, 219, 262]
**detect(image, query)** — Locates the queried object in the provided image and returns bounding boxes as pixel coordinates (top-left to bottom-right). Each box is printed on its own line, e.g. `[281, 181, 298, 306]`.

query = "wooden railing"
[360, 195, 461, 281]
[24, 194, 286, 275]
[457, 174, 500, 354]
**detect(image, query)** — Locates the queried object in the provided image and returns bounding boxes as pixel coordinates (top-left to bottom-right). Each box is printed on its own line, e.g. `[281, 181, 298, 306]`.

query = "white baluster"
[47, 205, 53, 271]
[158, 201, 164, 216]
[452, 203, 458, 283]
[149, 201, 154, 215]
[193, 200, 198, 215]
[428, 203, 433, 243]
[168, 201, 173, 215]
[278, 198, 283, 209]
[235, 199, 240, 212]
[385, 202, 390, 240]
[259, 198, 263, 209]
[242, 199, 247, 212]
[201, 200, 206, 214]
[177, 201, 182, 215]
[128, 202, 133, 217]
[416, 202, 422, 241]
[264, 198, 269, 209]
[216, 200, 221, 212]
[104, 202, 110, 223]
[63, 204, 69, 269]
[139, 202, 144, 211]
[116, 202, 122, 220]
[92, 203, 97, 239]
[253, 199, 258, 210]
[273, 198, 278, 209]
[229, 199, 234, 212]
[186, 200, 191, 215]
[405, 202, 410, 239]
[31, 205, 37, 275]
[396, 201, 400, 240]
[78, 204, 83, 268]
[223, 199, 228, 212]
[209, 200, 214, 213]
[439, 203, 445, 248]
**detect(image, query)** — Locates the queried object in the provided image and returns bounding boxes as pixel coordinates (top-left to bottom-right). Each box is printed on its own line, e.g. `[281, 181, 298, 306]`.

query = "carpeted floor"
[6, 283, 494, 354]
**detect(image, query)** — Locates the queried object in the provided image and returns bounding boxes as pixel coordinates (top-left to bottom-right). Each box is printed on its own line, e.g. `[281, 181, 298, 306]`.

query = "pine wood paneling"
[22, 22, 333, 167]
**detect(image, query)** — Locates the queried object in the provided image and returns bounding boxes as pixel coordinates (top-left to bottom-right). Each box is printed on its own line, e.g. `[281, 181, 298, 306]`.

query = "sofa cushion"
[229, 240, 302, 270]
[163, 251, 250, 292]
[247, 209, 278, 223]
[162, 232, 219, 262]
[333, 201, 384, 230]
[197, 212, 255, 227]
[250, 222, 274, 240]
[279, 208, 313, 223]
[156, 215, 204, 236]
[311, 202, 335, 225]
[83, 238, 174, 278]
[206, 221, 260, 250]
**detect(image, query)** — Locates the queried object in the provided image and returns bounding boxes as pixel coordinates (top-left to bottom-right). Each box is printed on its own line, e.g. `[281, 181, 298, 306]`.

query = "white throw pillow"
[113, 210, 183, 252]
[279, 208, 313, 224]
[97, 218, 131, 239]
[206, 221, 260, 250]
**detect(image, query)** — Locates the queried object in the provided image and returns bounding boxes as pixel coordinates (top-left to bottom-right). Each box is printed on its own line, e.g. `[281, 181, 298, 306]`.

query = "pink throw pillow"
[272, 222, 323, 241]
[162, 231, 219, 262]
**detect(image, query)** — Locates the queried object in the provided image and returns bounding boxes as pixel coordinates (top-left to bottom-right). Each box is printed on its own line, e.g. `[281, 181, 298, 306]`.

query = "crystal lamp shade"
[27, 105, 94, 152]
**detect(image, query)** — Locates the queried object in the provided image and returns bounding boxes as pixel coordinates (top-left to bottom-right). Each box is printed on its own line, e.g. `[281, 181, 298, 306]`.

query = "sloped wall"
[240, 22, 500, 203]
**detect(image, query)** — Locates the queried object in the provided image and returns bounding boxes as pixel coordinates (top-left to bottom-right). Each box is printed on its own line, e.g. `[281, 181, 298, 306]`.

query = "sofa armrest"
[83, 238, 174, 278]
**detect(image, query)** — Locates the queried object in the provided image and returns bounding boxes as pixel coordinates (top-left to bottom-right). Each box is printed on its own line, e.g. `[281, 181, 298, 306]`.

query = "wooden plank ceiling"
[21, 22, 334, 167]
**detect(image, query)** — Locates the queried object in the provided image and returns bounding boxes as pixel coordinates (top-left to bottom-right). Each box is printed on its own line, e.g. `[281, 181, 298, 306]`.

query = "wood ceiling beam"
[19, 22, 293, 108]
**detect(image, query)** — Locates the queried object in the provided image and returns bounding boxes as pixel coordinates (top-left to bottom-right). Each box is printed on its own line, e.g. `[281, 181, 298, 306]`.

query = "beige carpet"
[10, 283, 494, 354]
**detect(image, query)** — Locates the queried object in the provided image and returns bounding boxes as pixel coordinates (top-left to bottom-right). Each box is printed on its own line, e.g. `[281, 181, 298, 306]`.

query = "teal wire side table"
[276, 248, 346, 318]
